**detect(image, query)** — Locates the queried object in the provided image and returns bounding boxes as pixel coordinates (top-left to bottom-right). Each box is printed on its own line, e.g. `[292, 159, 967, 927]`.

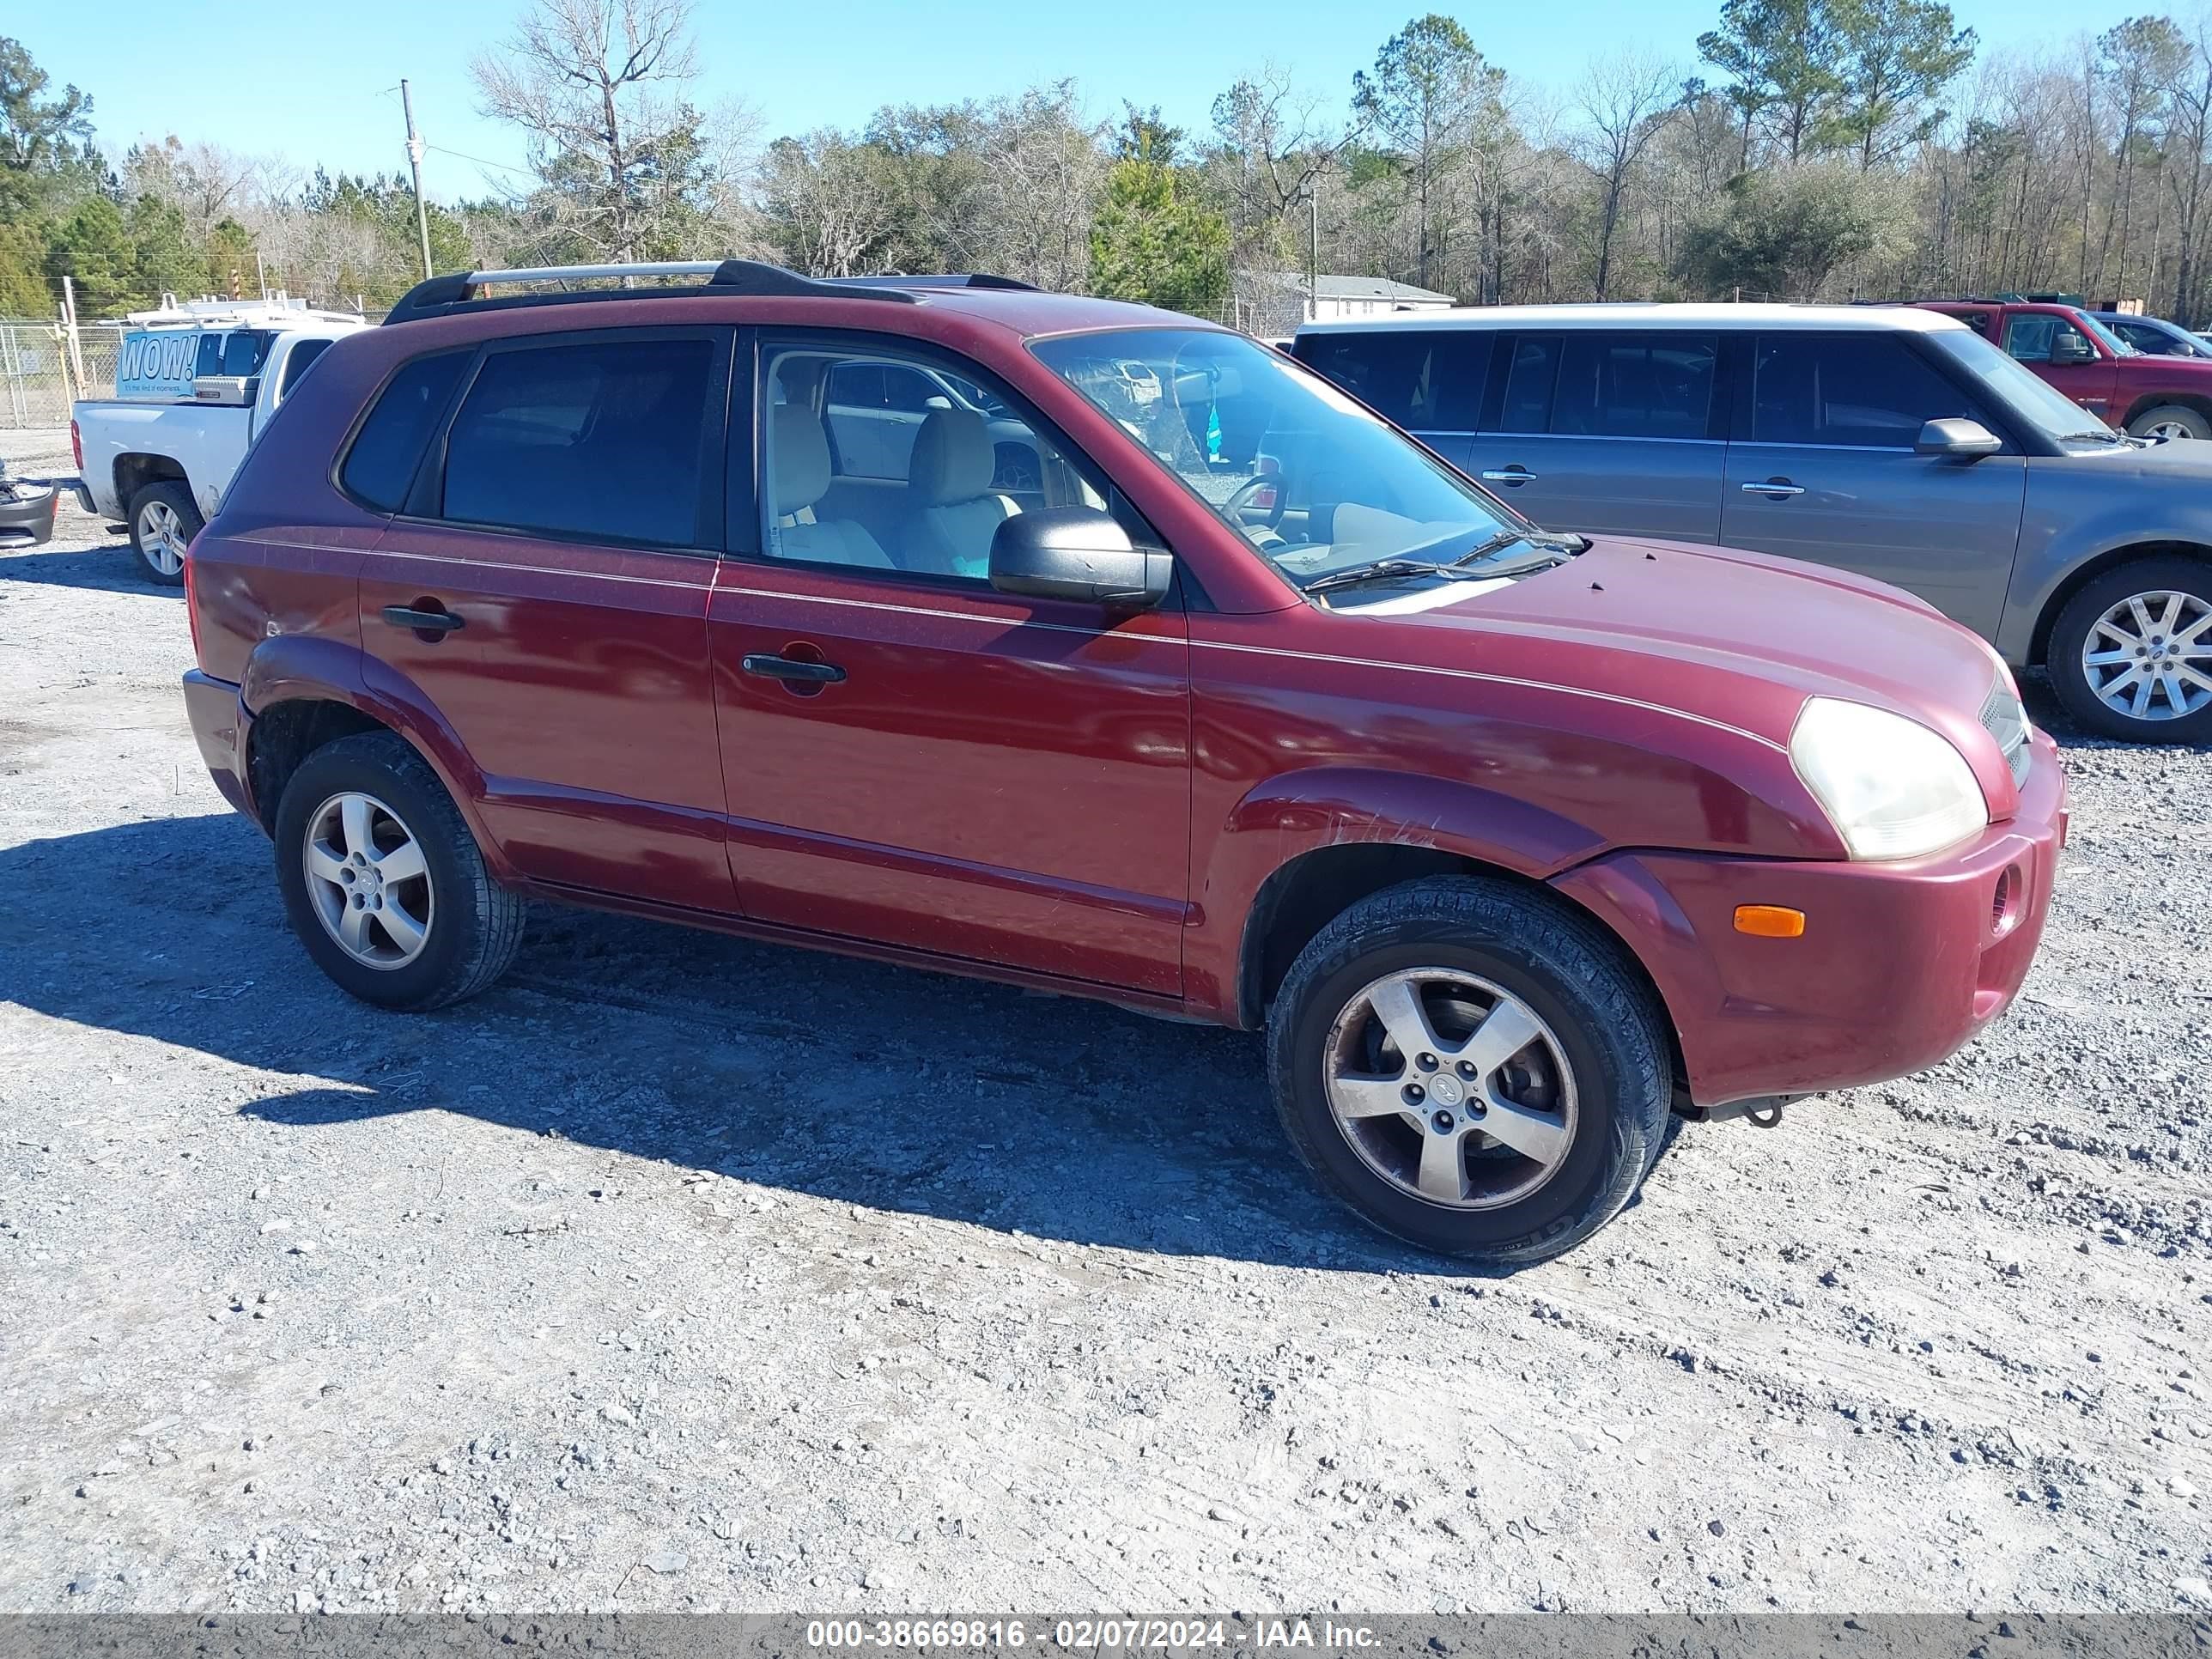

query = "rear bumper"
[1553, 728, 2069, 1107]
[183, 670, 255, 823]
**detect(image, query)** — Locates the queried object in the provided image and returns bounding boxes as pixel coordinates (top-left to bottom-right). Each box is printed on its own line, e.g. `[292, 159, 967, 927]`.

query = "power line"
[424, 143, 535, 178]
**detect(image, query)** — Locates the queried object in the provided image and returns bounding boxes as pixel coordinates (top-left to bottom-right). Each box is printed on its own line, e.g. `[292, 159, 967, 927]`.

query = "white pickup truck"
[67, 295, 365, 582]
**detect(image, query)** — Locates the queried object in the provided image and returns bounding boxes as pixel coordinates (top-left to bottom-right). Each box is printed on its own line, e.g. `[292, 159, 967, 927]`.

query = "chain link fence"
[0, 319, 126, 429]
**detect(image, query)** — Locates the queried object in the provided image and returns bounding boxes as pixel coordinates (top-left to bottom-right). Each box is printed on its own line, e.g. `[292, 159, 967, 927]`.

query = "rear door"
[1464, 330, 1725, 541]
[1718, 330, 2026, 635]
[355, 326, 738, 911]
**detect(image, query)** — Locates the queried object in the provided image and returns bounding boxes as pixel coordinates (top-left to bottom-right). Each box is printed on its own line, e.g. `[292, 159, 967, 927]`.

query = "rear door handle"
[1741, 480, 1804, 497]
[1480, 466, 1535, 485]
[741, 653, 847, 684]
[380, 604, 465, 635]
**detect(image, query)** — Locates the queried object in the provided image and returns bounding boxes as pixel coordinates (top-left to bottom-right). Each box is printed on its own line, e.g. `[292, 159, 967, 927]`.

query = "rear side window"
[222, 331, 273, 376]
[278, 338, 331, 396]
[1292, 331, 1487, 430]
[439, 338, 715, 547]
[1748, 333, 1983, 448]
[1551, 332, 1717, 439]
[339, 352, 470, 512]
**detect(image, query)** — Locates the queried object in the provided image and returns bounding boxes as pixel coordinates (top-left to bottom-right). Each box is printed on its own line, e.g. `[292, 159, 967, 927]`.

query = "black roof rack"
[380, 258, 929, 325]
[834, 272, 1041, 292]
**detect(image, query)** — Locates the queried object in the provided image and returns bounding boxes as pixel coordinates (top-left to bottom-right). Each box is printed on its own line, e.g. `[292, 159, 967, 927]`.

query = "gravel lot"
[1, 425, 2208, 1619]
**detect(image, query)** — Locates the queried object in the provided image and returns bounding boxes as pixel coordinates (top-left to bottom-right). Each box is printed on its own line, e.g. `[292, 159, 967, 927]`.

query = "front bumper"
[0, 478, 58, 546]
[1553, 727, 2069, 1107]
[183, 670, 254, 822]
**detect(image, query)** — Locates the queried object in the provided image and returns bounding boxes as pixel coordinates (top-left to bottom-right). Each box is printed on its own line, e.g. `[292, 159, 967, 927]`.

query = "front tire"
[2047, 558, 2212, 742]
[273, 732, 526, 1010]
[1267, 876, 1672, 1266]
[2125, 404, 2211, 441]
[127, 481, 200, 586]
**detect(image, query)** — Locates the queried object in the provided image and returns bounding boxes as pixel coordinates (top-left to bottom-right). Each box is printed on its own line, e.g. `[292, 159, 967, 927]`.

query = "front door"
[358, 327, 738, 911]
[2001, 310, 2119, 424]
[706, 331, 1194, 995]
[1718, 330, 2026, 637]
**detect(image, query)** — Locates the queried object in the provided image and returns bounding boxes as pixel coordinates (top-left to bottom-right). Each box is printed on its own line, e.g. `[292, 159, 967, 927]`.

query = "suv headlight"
[1789, 697, 1988, 860]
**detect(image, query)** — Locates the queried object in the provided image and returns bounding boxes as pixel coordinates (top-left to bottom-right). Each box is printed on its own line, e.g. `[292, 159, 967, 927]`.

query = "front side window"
[339, 351, 470, 512]
[2001, 314, 2086, 364]
[1032, 326, 1524, 589]
[1551, 332, 1717, 439]
[1748, 333, 1986, 449]
[761, 343, 1105, 580]
[1495, 335, 1559, 433]
[440, 338, 715, 546]
[1926, 330, 2120, 446]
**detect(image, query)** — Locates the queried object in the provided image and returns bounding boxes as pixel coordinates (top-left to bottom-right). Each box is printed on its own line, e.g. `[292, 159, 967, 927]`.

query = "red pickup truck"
[1917, 300, 2212, 440]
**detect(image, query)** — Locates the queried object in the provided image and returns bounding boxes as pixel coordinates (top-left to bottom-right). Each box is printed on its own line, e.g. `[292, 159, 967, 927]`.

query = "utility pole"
[401, 79, 434, 280]
[1308, 191, 1320, 325]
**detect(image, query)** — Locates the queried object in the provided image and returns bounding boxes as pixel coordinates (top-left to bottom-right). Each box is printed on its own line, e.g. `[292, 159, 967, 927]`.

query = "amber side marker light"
[1733, 904, 1807, 939]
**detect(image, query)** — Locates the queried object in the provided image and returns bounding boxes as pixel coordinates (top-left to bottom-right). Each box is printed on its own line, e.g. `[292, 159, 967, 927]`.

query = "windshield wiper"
[1302, 558, 1455, 595]
[2057, 428, 2127, 444]
[1449, 528, 1589, 567]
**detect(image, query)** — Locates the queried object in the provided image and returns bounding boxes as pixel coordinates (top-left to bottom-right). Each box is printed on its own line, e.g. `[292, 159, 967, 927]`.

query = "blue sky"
[21, 0, 2100, 203]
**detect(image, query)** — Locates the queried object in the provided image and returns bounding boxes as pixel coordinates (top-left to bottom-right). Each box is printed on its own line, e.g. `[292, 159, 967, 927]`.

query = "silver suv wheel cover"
[2081, 588, 2212, 721]
[1323, 968, 1579, 1211]
[302, 791, 434, 969]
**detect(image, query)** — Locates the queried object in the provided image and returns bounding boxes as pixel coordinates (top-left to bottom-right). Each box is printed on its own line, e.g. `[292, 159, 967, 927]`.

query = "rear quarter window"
[338, 352, 471, 512]
[1293, 330, 1487, 430]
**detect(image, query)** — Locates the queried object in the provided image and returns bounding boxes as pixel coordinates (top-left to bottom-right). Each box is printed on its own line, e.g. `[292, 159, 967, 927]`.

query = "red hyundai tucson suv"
[179, 260, 2069, 1264]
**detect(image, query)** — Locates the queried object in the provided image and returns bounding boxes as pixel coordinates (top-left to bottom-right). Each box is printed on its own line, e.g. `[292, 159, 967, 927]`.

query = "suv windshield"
[1030, 327, 1530, 588]
[1927, 330, 2125, 447]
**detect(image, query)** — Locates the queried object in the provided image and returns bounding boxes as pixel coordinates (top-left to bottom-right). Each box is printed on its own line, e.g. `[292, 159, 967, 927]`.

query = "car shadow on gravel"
[3, 811, 1546, 1274]
[0, 540, 161, 597]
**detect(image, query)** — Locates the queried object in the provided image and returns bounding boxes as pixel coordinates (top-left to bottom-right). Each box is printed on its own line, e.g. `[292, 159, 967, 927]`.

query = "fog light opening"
[1990, 865, 2023, 937]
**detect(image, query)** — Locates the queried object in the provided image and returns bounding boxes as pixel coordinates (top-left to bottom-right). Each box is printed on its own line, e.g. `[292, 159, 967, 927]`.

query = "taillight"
[183, 533, 203, 661]
[70, 418, 82, 471]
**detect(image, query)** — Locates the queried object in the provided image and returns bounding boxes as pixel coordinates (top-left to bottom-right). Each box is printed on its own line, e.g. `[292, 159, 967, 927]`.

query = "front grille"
[1980, 680, 2032, 787]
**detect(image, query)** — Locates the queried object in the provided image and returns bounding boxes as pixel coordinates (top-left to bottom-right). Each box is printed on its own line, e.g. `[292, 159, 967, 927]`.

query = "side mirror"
[2051, 332, 2097, 365]
[1916, 417, 2003, 461]
[988, 507, 1171, 611]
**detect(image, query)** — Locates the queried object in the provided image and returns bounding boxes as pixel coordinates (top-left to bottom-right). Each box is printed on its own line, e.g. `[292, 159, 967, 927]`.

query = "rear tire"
[1266, 876, 1672, 1266]
[127, 481, 199, 586]
[2046, 557, 2212, 743]
[273, 732, 525, 1011]
[2124, 404, 2210, 441]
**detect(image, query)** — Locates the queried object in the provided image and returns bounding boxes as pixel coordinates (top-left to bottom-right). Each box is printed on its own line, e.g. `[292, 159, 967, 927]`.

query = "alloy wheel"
[301, 791, 434, 969]
[1322, 968, 1578, 1210]
[2144, 419, 2198, 441]
[137, 500, 187, 576]
[2080, 589, 2212, 722]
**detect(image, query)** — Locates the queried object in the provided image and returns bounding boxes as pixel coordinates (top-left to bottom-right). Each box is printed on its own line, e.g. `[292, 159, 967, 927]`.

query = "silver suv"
[1294, 303, 2212, 743]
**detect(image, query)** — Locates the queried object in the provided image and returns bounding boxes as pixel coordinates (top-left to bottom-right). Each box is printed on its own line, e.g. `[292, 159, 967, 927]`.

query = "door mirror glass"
[1915, 417, 2003, 459]
[988, 506, 1170, 610]
[2051, 330, 2097, 365]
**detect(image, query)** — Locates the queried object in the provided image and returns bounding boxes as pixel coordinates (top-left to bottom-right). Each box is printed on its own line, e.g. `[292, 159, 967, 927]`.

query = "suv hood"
[1332, 535, 2012, 797]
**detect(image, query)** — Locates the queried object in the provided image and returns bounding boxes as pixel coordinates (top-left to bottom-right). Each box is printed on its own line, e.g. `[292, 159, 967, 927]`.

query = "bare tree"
[759, 131, 900, 276]
[471, 0, 707, 262]
[1574, 52, 1682, 298]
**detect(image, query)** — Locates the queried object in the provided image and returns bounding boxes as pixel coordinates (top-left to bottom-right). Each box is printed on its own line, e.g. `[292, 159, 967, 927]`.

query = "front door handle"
[1480, 465, 1535, 486]
[380, 604, 465, 635]
[741, 653, 847, 685]
[1741, 479, 1805, 497]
